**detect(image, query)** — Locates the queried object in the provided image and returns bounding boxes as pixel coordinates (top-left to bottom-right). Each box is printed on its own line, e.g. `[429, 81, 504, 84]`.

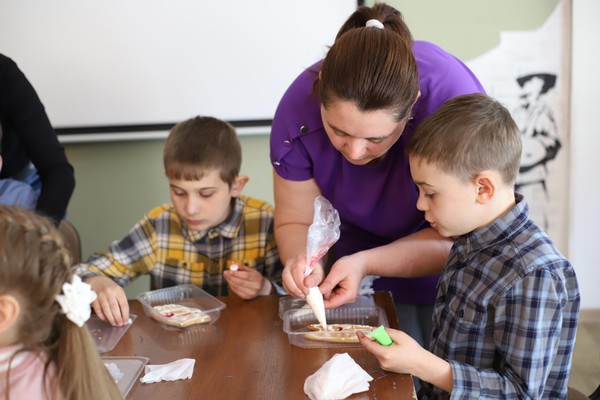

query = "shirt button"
[300, 125, 309, 134]
[273, 161, 281, 166]
[282, 139, 291, 145]
[458, 309, 464, 318]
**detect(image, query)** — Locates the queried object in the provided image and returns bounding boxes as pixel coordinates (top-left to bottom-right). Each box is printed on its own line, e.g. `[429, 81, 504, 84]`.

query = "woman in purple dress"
[270, 3, 484, 348]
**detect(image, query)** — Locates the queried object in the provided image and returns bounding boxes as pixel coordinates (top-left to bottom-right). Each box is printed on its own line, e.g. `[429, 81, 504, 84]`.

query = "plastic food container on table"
[136, 284, 226, 331]
[86, 314, 137, 353]
[278, 294, 376, 320]
[283, 306, 388, 349]
[102, 356, 149, 398]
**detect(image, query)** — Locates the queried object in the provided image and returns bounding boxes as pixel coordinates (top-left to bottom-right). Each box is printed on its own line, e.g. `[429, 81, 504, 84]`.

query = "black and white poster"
[467, 1, 570, 251]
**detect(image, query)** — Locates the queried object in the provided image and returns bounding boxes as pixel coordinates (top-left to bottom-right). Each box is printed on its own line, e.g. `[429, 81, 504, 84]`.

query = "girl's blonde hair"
[0, 206, 122, 400]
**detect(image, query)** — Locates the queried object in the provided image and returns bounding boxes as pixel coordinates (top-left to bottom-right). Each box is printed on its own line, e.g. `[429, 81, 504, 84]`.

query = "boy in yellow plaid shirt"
[75, 116, 282, 326]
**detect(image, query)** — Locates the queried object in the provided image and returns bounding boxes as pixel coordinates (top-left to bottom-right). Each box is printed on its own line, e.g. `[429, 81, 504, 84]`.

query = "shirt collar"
[454, 192, 529, 258]
[185, 197, 244, 242]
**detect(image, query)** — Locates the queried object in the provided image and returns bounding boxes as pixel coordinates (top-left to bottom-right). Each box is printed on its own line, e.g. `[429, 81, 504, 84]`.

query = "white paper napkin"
[304, 353, 373, 400]
[140, 358, 195, 384]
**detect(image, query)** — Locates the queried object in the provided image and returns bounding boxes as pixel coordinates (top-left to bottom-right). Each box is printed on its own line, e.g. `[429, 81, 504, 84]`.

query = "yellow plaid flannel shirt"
[75, 195, 282, 296]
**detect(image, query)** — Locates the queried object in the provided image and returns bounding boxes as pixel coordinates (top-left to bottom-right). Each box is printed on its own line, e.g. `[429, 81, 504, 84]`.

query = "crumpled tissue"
[140, 358, 195, 383]
[304, 353, 373, 400]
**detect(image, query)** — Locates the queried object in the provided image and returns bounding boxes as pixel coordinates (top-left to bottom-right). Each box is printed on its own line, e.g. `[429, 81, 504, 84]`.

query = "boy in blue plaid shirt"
[358, 94, 580, 399]
[75, 116, 282, 326]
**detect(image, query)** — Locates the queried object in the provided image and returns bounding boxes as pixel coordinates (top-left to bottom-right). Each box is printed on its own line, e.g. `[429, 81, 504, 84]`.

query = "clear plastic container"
[278, 295, 376, 319]
[136, 284, 226, 331]
[87, 314, 137, 352]
[102, 356, 149, 397]
[283, 306, 388, 348]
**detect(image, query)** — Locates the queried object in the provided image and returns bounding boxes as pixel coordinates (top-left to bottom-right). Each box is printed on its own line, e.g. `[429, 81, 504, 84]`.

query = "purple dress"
[270, 41, 485, 304]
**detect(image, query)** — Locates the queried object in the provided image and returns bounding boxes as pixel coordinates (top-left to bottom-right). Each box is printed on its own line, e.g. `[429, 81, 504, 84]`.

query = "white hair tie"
[55, 275, 97, 327]
[365, 19, 384, 30]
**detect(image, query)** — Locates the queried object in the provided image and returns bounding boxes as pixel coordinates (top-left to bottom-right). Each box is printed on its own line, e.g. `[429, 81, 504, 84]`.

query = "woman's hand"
[281, 254, 325, 298]
[320, 252, 368, 308]
[273, 173, 323, 297]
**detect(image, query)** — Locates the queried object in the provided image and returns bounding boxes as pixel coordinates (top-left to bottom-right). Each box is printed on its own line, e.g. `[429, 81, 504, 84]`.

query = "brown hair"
[318, 2, 419, 121]
[0, 206, 122, 400]
[406, 93, 522, 185]
[163, 116, 241, 186]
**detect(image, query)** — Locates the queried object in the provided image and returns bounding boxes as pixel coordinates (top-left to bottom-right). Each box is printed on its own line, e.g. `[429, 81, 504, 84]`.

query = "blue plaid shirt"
[420, 194, 580, 399]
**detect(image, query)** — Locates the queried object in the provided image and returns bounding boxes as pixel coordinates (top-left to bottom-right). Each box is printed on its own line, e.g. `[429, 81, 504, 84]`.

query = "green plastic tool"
[370, 325, 393, 346]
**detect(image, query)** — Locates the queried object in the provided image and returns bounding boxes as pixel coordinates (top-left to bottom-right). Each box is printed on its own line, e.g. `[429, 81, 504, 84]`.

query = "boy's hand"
[358, 328, 454, 392]
[223, 265, 268, 300]
[281, 254, 325, 298]
[357, 328, 423, 375]
[86, 276, 130, 326]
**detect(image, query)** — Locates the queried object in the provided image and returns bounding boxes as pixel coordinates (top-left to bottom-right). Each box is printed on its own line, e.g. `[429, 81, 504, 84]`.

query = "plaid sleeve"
[73, 210, 160, 287]
[449, 266, 570, 399]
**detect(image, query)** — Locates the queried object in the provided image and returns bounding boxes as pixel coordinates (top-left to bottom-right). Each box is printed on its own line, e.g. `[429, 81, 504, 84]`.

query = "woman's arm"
[361, 227, 452, 277]
[273, 172, 322, 297]
[321, 227, 453, 308]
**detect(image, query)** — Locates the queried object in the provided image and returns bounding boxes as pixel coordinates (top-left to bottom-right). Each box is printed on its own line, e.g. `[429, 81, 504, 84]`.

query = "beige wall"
[378, 0, 559, 60]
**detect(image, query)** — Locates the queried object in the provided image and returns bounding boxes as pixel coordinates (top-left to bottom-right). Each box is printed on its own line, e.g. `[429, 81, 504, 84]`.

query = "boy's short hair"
[163, 116, 241, 186]
[407, 93, 522, 185]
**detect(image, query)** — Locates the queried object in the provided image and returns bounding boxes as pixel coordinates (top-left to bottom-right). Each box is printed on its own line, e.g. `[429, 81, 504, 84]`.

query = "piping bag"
[304, 196, 340, 331]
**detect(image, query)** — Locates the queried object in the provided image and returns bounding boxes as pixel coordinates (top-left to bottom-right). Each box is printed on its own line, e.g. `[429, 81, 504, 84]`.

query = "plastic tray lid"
[102, 356, 149, 398]
[87, 314, 137, 353]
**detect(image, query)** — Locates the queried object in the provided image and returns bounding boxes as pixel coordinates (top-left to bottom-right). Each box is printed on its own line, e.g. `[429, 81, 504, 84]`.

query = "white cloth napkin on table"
[304, 353, 373, 400]
[140, 358, 195, 383]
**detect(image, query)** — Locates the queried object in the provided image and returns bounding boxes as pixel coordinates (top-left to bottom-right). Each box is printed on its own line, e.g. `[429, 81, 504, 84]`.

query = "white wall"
[0, 0, 355, 129]
[569, 0, 600, 308]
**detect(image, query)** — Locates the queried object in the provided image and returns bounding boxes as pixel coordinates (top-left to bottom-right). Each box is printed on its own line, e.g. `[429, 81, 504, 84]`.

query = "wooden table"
[108, 291, 416, 399]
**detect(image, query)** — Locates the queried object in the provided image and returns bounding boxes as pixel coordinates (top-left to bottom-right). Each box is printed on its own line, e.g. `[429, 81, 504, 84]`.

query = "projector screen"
[0, 0, 356, 137]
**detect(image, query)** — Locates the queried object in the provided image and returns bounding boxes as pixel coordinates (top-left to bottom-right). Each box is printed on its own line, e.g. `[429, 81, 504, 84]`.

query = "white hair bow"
[55, 275, 97, 327]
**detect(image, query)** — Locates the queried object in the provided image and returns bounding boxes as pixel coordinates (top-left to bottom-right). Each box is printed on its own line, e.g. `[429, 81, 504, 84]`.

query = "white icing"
[305, 287, 327, 331]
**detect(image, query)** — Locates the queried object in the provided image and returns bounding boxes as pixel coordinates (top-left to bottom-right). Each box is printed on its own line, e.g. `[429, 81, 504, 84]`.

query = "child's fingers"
[225, 267, 263, 284]
[227, 279, 259, 299]
[97, 294, 126, 326]
[385, 328, 406, 343]
[96, 297, 117, 326]
[226, 271, 263, 299]
[117, 295, 130, 324]
[92, 300, 107, 322]
[357, 331, 387, 357]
